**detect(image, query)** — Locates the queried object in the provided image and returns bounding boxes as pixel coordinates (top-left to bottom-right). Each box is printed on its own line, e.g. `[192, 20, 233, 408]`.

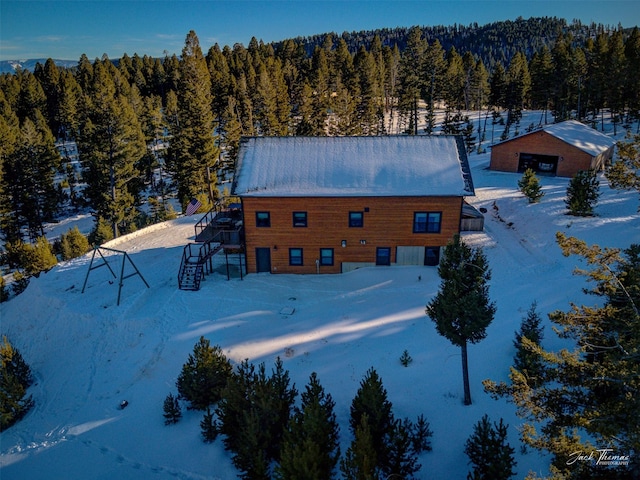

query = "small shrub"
[1, 336, 34, 431]
[200, 407, 217, 442]
[176, 336, 232, 410]
[88, 217, 114, 246]
[11, 271, 29, 296]
[400, 349, 413, 367]
[26, 237, 57, 276]
[162, 392, 182, 425]
[518, 168, 544, 203]
[60, 226, 90, 261]
[566, 169, 600, 216]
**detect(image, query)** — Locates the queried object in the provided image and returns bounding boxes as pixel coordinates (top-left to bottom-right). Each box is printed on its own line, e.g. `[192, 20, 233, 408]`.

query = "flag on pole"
[185, 198, 202, 216]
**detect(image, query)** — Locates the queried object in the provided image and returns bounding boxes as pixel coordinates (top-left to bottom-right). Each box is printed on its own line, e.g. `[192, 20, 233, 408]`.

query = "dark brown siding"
[490, 130, 599, 177]
[242, 196, 463, 274]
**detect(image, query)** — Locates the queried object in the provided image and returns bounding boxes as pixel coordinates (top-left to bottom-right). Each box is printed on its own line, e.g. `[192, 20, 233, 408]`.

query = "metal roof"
[233, 135, 474, 197]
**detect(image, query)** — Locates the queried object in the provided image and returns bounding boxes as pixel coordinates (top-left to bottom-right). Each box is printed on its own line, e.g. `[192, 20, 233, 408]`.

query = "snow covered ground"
[1, 115, 639, 480]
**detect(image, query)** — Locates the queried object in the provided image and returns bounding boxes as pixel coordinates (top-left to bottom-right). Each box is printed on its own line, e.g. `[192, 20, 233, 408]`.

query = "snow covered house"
[232, 135, 475, 274]
[489, 120, 615, 177]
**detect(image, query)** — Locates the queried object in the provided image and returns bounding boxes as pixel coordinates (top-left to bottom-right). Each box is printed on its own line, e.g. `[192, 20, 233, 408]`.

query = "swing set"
[81, 246, 149, 306]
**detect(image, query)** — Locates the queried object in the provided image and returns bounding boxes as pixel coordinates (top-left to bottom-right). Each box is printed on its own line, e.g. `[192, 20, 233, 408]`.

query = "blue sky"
[1, 0, 639, 61]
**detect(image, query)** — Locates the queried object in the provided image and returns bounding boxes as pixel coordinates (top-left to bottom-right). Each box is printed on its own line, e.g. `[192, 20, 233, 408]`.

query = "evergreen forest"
[1, 16, 639, 247]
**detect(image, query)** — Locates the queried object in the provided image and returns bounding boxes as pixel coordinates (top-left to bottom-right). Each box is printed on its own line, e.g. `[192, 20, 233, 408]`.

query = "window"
[256, 211, 271, 227]
[319, 248, 334, 266]
[292, 211, 307, 227]
[413, 212, 442, 233]
[289, 248, 303, 266]
[424, 247, 440, 266]
[349, 211, 364, 227]
[376, 247, 391, 266]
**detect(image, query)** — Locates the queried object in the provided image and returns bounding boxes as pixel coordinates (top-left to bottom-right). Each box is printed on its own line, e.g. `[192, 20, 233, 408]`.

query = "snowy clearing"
[1, 115, 639, 480]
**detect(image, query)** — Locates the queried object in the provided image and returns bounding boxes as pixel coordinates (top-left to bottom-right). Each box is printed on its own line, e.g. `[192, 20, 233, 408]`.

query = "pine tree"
[60, 226, 90, 261]
[489, 63, 507, 111]
[484, 234, 640, 479]
[57, 70, 80, 140]
[166, 31, 218, 210]
[176, 336, 232, 410]
[0, 277, 8, 303]
[411, 414, 433, 454]
[88, 217, 114, 246]
[504, 51, 530, 127]
[606, 30, 626, 135]
[200, 407, 217, 441]
[0, 91, 21, 242]
[77, 59, 146, 238]
[464, 415, 516, 480]
[10, 270, 29, 296]
[15, 70, 46, 124]
[308, 46, 331, 135]
[529, 46, 554, 123]
[340, 414, 380, 480]
[624, 28, 640, 127]
[566, 169, 600, 216]
[384, 418, 421, 479]
[216, 358, 297, 478]
[275, 372, 340, 480]
[518, 168, 544, 203]
[349, 368, 394, 467]
[33, 58, 62, 137]
[606, 135, 640, 210]
[398, 27, 427, 135]
[426, 234, 496, 405]
[513, 301, 545, 388]
[163, 392, 182, 425]
[5, 235, 58, 280]
[2, 114, 61, 242]
[26, 236, 57, 276]
[354, 46, 384, 135]
[0, 336, 34, 431]
[443, 46, 466, 111]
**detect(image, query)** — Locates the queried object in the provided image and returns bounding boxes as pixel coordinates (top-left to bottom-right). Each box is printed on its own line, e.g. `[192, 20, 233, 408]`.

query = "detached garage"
[489, 120, 615, 177]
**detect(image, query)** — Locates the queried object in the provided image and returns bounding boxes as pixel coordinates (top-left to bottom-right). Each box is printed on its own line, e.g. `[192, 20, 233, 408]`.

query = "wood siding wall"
[241, 196, 463, 274]
[489, 130, 611, 177]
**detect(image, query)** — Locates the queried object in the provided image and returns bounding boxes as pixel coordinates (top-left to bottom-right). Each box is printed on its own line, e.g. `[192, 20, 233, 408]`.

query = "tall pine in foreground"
[513, 301, 545, 388]
[276, 372, 340, 480]
[484, 234, 640, 479]
[464, 414, 516, 480]
[216, 358, 297, 479]
[349, 368, 393, 469]
[426, 234, 496, 405]
[343, 368, 432, 478]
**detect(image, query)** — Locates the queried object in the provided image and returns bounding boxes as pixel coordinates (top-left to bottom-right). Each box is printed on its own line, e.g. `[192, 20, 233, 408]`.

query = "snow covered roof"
[493, 120, 615, 157]
[232, 136, 474, 197]
[542, 120, 615, 156]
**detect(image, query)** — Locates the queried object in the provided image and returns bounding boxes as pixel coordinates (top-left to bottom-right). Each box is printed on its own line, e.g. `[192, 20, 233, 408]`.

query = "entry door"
[255, 248, 271, 273]
[376, 247, 391, 266]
